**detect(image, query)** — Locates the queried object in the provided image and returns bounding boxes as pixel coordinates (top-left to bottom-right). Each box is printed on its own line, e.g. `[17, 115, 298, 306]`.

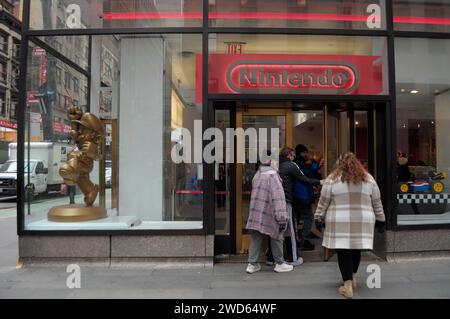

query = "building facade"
[15, 0, 450, 264]
[0, 0, 21, 162]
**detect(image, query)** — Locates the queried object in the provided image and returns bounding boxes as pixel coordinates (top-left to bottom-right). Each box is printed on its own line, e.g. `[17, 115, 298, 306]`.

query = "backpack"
[294, 170, 315, 204]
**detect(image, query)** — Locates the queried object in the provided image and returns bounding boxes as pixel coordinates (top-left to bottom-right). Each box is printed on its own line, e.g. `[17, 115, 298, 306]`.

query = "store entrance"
[214, 101, 380, 257]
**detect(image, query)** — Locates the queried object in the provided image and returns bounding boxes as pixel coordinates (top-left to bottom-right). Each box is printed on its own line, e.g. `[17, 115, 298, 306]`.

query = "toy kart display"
[398, 171, 446, 194]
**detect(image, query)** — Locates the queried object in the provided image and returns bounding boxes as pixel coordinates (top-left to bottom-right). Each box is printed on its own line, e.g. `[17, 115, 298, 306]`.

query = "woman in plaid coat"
[314, 152, 386, 298]
[245, 159, 294, 274]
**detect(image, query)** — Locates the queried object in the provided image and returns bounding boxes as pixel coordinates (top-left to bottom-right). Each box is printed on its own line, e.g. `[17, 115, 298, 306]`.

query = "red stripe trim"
[393, 16, 450, 26]
[102, 11, 450, 26]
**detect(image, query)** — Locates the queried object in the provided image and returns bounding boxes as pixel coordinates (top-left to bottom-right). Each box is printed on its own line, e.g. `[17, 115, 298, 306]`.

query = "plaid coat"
[246, 166, 290, 240]
[314, 174, 385, 250]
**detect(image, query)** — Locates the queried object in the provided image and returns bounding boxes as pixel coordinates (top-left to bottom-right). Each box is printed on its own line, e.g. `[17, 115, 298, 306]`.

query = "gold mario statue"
[48, 106, 107, 222]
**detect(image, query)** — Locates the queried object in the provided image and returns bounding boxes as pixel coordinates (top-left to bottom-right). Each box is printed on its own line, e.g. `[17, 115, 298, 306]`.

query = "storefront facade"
[15, 0, 450, 264]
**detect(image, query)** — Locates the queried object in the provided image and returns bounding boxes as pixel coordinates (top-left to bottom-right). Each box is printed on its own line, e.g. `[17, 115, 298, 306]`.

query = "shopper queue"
[245, 147, 386, 299]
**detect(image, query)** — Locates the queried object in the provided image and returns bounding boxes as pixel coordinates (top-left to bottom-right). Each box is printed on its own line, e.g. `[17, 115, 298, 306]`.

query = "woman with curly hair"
[314, 152, 386, 299]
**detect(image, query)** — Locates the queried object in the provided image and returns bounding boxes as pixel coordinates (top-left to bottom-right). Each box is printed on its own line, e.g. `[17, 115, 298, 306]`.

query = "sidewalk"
[2, 214, 450, 299]
[1, 257, 450, 299]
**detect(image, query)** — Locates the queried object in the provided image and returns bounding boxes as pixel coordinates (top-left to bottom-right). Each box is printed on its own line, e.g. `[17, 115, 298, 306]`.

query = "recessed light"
[355, 121, 359, 125]
[400, 89, 405, 92]
[410, 90, 419, 94]
[435, 89, 440, 93]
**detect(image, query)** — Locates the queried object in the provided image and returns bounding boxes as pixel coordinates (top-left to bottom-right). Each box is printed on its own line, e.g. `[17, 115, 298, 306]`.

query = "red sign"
[40, 52, 47, 86]
[27, 91, 39, 104]
[0, 120, 17, 129]
[196, 54, 383, 102]
[53, 122, 72, 134]
[33, 48, 46, 56]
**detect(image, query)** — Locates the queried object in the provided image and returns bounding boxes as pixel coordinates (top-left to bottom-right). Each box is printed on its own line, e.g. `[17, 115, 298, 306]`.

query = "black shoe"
[299, 240, 315, 251]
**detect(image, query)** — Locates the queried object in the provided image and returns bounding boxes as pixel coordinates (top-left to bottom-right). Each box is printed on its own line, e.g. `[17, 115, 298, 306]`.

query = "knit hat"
[295, 144, 308, 155]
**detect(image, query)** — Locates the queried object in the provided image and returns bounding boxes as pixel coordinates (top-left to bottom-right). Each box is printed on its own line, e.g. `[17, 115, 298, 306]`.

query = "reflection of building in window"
[0, 90, 5, 116]
[0, 31, 8, 53]
[0, 59, 6, 84]
[0, 3, 21, 144]
[73, 77, 79, 94]
[64, 71, 71, 89]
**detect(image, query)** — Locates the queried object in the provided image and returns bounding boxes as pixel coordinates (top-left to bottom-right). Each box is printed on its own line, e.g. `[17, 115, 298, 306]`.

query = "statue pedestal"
[48, 204, 107, 222]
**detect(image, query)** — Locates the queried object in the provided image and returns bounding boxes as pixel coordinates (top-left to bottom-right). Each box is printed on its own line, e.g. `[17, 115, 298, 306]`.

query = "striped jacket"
[314, 174, 386, 250]
[246, 166, 290, 240]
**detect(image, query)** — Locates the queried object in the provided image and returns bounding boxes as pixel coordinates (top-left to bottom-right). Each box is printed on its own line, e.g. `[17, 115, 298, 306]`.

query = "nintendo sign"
[196, 54, 383, 102]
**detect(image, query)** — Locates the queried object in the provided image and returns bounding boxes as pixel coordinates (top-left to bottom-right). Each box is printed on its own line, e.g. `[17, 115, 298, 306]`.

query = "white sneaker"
[274, 262, 294, 273]
[289, 257, 304, 267]
[246, 263, 261, 274]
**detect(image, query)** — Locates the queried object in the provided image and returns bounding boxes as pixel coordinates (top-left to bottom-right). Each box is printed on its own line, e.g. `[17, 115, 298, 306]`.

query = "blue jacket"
[294, 168, 316, 205]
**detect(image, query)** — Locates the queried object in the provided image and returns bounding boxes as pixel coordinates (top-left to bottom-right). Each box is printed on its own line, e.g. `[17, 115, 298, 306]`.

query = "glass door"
[236, 107, 292, 254]
[324, 104, 350, 176]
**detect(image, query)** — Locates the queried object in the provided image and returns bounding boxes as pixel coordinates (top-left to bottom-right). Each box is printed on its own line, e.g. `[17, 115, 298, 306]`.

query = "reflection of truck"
[0, 142, 74, 197]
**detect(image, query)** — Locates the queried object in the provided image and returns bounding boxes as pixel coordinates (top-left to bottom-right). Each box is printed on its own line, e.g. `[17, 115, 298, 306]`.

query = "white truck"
[0, 142, 74, 198]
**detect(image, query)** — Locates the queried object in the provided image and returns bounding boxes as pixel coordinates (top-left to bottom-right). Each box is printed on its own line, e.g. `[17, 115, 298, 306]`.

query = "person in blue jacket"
[294, 144, 324, 251]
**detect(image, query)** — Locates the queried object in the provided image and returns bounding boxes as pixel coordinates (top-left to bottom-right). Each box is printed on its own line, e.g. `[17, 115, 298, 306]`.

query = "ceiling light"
[400, 89, 405, 93]
[355, 121, 359, 126]
[410, 90, 419, 94]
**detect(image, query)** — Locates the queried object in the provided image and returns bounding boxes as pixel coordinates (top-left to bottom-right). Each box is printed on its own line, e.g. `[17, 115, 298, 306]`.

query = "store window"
[206, 34, 389, 97]
[29, 0, 203, 30]
[395, 38, 450, 226]
[24, 34, 203, 231]
[209, 0, 386, 30]
[24, 41, 89, 226]
[394, 0, 450, 33]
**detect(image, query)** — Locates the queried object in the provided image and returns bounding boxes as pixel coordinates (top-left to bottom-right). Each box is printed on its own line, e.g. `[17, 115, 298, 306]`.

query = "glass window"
[0, 60, 6, 84]
[209, 0, 386, 30]
[395, 38, 450, 226]
[0, 32, 8, 53]
[0, 91, 5, 116]
[23, 41, 89, 226]
[207, 34, 389, 97]
[394, 0, 450, 33]
[13, 39, 21, 60]
[29, 0, 203, 30]
[36, 36, 89, 71]
[24, 34, 203, 231]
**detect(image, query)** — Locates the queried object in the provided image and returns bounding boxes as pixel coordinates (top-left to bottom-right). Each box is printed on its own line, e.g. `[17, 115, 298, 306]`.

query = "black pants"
[335, 249, 362, 282]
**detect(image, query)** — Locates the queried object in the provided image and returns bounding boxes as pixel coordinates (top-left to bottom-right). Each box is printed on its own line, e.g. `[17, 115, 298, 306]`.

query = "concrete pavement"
[1, 259, 450, 299]
[0, 216, 18, 270]
[1, 210, 450, 299]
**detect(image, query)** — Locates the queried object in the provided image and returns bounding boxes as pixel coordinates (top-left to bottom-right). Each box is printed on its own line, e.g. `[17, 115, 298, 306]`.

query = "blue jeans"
[295, 202, 313, 240]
